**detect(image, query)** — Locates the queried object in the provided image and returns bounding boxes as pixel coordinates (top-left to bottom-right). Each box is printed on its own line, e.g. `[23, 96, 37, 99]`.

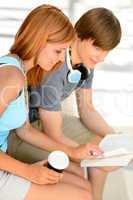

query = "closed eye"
[55, 50, 62, 54]
[95, 46, 101, 51]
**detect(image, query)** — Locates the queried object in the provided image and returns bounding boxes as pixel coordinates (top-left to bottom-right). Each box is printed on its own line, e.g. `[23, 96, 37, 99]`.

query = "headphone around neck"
[66, 48, 91, 84]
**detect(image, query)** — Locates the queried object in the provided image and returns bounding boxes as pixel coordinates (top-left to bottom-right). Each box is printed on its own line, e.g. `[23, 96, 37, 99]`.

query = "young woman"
[0, 4, 103, 200]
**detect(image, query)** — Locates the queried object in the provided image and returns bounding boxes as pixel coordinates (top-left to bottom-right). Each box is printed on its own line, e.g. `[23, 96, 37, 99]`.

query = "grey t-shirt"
[29, 56, 94, 121]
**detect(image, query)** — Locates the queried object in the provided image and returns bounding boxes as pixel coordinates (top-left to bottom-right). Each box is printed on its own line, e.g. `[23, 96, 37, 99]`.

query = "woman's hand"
[71, 143, 103, 161]
[26, 160, 63, 185]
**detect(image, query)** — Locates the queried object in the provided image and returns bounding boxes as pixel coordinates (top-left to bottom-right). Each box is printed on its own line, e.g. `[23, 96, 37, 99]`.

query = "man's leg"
[89, 168, 107, 200]
[7, 121, 49, 163]
[62, 114, 107, 200]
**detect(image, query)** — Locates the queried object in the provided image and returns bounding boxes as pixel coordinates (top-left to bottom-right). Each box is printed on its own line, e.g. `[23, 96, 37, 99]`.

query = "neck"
[70, 38, 81, 65]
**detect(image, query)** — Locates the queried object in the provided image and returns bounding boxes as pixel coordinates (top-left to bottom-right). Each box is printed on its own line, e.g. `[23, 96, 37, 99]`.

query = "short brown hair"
[10, 4, 74, 86]
[75, 7, 121, 50]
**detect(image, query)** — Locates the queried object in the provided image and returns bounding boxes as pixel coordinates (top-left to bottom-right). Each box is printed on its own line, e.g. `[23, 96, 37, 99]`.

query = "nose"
[59, 51, 65, 62]
[98, 51, 108, 62]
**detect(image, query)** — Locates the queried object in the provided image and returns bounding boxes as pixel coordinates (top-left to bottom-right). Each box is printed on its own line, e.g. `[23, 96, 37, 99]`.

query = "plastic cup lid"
[48, 150, 69, 170]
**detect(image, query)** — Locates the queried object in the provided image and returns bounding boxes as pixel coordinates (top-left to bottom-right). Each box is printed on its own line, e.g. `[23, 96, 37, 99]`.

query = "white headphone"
[66, 48, 91, 84]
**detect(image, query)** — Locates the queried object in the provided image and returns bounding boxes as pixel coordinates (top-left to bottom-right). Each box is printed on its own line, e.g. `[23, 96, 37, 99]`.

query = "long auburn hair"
[10, 4, 74, 87]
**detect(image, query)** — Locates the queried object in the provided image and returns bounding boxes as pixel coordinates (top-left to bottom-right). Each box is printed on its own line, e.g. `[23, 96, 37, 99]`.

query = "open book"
[81, 133, 133, 167]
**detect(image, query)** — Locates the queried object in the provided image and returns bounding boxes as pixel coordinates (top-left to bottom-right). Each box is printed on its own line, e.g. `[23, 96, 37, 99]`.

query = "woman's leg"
[24, 182, 92, 200]
[62, 171, 91, 191]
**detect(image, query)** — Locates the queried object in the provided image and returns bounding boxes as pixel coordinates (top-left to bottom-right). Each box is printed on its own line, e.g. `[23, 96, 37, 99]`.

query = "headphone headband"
[66, 48, 91, 83]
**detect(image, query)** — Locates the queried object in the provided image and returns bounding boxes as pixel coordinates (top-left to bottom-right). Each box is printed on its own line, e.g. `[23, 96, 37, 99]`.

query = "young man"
[30, 7, 121, 142]
[27, 7, 122, 200]
[10, 7, 121, 200]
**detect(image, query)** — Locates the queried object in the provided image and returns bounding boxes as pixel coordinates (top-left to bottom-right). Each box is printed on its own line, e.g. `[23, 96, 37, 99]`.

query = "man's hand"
[71, 143, 103, 161]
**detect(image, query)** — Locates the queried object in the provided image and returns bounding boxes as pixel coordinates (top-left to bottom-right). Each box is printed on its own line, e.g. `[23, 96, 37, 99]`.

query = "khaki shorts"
[0, 170, 30, 200]
[8, 114, 94, 163]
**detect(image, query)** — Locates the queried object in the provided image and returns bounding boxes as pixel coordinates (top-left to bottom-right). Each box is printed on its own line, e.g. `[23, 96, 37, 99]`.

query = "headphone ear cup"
[67, 70, 81, 83]
[75, 64, 89, 80]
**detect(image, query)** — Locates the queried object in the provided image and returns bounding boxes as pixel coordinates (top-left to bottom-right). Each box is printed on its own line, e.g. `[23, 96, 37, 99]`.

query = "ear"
[75, 34, 81, 42]
[87, 38, 94, 46]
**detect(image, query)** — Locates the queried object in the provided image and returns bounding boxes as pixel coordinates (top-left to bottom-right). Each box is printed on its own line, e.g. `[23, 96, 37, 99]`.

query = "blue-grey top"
[29, 54, 94, 114]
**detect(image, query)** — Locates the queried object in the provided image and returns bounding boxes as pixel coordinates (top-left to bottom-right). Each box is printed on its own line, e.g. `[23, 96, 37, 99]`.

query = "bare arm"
[76, 88, 114, 138]
[0, 67, 28, 178]
[0, 67, 29, 177]
[16, 121, 75, 155]
[39, 108, 78, 147]
[0, 151, 28, 177]
[0, 149, 62, 184]
[0, 67, 62, 184]
[0, 66, 24, 114]
[16, 120, 103, 161]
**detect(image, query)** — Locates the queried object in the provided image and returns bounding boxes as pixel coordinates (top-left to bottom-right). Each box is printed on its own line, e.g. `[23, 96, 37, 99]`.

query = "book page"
[81, 133, 133, 167]
[99, 133, 133, 152]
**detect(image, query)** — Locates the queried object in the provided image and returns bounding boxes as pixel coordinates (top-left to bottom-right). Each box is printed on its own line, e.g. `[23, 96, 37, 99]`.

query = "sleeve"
[79, 70, 94, 89]
[39, 84, 62, 111]
[29, 78, 63, 112]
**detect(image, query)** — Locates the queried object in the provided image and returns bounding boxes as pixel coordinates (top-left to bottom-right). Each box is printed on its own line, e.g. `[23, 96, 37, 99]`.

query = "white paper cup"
[47, 150, 69, 173]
